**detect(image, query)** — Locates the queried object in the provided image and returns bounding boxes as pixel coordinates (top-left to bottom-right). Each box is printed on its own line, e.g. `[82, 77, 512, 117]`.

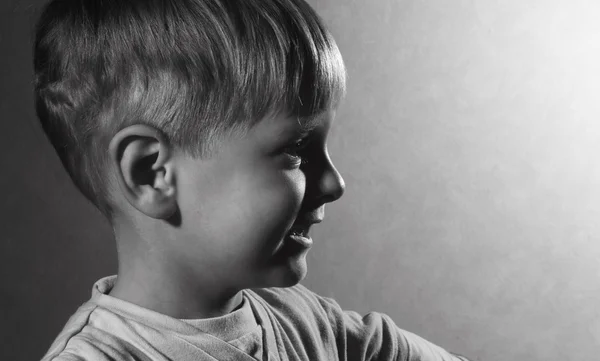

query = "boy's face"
[172, 111, 345, 289]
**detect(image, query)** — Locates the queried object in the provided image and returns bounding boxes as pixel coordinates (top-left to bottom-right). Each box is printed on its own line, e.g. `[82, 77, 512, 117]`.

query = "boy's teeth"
[290, 227, 306, 237]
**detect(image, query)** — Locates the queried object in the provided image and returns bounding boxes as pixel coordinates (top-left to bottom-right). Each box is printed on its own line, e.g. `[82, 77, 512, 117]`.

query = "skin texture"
[107, 111, 345, 319]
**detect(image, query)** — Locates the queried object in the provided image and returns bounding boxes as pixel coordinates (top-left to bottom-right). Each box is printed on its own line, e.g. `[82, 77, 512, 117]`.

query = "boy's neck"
[109, 222, 244, 319]
[109, 266, 244, 319]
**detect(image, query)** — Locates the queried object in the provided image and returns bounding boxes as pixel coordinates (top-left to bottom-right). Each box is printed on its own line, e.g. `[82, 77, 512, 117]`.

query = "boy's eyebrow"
[276, 125, 311, 142]
[272, 114, 324, 143]
[295, 115, 323, 135]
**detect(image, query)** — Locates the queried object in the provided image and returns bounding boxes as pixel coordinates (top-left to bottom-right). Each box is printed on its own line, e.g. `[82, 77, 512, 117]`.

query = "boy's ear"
[108, 124, 177, 219]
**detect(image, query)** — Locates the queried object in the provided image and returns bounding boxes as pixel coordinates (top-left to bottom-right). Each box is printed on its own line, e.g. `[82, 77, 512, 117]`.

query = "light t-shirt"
[41, 276, 470, 361]
[181, 295, 264, 360]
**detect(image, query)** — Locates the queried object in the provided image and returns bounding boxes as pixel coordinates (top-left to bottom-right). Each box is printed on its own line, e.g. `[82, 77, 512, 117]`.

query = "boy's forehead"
[273, 111, 332, 136]
[238, 110, 334, 147]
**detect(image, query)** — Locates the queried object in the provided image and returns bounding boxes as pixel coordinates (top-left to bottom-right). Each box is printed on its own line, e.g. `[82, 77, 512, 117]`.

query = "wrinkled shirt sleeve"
[316, 294, 472, 361]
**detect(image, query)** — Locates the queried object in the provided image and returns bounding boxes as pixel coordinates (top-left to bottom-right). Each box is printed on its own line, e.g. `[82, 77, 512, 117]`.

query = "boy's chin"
[262, 255, 308, 288]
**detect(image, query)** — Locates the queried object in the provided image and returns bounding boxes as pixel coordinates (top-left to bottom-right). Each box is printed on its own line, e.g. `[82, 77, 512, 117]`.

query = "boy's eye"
[282, 137, 311, 166]
[286, 138, 309, 155]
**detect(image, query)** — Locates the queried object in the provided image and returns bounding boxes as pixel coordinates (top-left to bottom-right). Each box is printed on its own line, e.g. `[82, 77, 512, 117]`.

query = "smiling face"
[173, 111, 345, 290]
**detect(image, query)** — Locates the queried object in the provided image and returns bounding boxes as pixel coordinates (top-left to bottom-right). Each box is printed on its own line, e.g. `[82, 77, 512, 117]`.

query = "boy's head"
[34, 0, 346, 292]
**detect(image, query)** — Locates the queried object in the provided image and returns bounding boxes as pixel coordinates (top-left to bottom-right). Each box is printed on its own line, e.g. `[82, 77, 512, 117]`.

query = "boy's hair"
[34, 0, 346, 219]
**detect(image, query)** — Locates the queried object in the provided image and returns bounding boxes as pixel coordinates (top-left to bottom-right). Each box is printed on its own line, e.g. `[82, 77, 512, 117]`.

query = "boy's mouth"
[288, 215, 322, 238]
[285, 217, 322, 248]
[288, 225, 309, 238]
[287, 230, 313, 248]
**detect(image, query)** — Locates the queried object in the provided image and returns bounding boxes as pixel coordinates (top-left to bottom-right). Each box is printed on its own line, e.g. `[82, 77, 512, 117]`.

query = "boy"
[36, 0, 470, 360]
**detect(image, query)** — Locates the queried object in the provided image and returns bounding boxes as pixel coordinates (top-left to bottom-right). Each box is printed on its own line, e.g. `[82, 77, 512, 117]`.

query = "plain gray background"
[2, 0, 600, 360]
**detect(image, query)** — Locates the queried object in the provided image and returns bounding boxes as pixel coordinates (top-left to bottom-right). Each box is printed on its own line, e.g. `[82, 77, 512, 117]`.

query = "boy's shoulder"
[40, 301, 133, 361]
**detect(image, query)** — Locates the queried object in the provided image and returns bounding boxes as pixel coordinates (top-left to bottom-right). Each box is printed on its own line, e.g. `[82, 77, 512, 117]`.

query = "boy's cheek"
[258, 172, 306, 214]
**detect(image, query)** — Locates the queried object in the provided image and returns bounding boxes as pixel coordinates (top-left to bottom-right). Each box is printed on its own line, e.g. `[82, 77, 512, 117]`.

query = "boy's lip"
[293, 218, 322, 229]
[297, 207, 325, 225]
[288, 217, 323, 237]
[299, 218, 323, 224]
[297, 210, 325, 225]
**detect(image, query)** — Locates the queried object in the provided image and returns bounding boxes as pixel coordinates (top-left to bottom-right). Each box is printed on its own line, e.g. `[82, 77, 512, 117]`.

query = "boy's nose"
[316, 159, 345, 204]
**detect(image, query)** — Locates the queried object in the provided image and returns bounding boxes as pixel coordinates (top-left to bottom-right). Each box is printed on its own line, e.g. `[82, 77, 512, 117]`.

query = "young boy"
[36, 0, 470, 360]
